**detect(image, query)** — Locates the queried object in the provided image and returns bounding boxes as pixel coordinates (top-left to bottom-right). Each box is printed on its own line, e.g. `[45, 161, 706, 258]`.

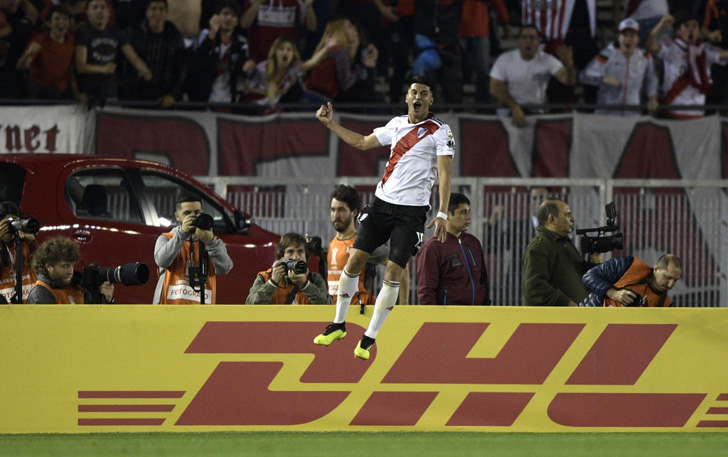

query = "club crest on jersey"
[417, 127, 428, 138]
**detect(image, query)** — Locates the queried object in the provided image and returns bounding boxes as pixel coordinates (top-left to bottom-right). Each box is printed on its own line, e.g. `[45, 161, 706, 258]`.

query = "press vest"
[159, 233, 217, 304]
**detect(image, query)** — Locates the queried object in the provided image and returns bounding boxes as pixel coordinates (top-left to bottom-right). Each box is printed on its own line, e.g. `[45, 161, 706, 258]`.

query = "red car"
[0, 154, 279, 304]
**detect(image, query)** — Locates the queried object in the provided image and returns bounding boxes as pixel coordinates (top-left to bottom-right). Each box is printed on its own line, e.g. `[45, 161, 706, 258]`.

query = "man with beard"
[489, 24, 575, 127]
[327, 185, 409, 309]
[647, 11, 728, 118]
[581, 254, 682, 307]
[313, 76, 453, 360]
[27, 236, 114, 304]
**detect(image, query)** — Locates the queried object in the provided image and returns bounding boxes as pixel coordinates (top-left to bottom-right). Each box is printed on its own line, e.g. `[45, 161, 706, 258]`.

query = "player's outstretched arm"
[315, 102, 382, 151]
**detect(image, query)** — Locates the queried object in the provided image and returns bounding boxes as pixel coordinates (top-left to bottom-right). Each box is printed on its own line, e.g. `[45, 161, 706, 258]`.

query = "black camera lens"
[285, 259, 307, 274]
[7, 217, 41, 235]
[195, 213, 214, 231]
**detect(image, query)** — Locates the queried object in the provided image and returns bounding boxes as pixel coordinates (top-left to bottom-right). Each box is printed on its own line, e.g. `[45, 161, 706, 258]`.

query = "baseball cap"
[619, 18, 640, 34]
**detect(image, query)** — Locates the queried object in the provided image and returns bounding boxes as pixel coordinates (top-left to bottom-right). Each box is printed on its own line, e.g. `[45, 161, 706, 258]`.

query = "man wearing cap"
[580, 18, 659, 115]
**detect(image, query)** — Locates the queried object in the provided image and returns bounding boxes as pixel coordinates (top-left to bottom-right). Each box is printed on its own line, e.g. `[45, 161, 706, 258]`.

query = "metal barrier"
[198, 176, 728, 307]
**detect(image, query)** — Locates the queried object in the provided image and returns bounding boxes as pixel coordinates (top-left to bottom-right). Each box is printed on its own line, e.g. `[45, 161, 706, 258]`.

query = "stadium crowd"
[0, 0, 726, 117]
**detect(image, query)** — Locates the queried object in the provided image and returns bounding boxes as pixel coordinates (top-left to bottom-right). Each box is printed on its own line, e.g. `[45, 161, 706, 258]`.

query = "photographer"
[581, 254, 682, 307]
[246, 232, 331, 305]
[27, 236, 114, 304]
[153, 194, 232, 304]
[522, 198, 602, 306]
[0, 201, 39, 304]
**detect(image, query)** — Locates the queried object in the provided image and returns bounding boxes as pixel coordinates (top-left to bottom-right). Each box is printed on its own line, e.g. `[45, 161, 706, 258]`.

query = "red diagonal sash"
[381, 121, 439, 186]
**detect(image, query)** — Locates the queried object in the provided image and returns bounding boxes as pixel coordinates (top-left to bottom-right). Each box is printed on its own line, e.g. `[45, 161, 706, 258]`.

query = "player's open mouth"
[413, 102, 422, 110]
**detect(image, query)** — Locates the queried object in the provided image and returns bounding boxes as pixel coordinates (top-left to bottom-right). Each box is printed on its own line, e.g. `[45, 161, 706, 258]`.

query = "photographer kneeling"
[27, 236, 114, 304]
[246, 232, 332, 305]
[581, 254, 682, 307]
[153, 194, 232, 304]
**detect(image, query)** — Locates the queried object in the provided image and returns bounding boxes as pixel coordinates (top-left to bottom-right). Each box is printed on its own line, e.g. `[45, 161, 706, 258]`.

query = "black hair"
[46, 5, 72, 21]
[410, 75, 436, 93]
[176, 193, 201, 209]
[673, 10, 698, 30]
[216, 0, 241, 17]
[520, 24, 541, 40]
[448, 193, 470, 215]
[330, 185, 361, 213]
[275, 232, 308, 260]
[0, 201, 20, 220]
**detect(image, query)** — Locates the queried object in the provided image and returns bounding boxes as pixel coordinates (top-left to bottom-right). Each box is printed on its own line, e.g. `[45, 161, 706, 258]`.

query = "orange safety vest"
[603, 258, 672, 307]
[0, 243, 37, 303]
[258, 269, 313, 304]
[327, 236, 373, 305]
[158, 233, 217, 304]
[32, 279, 85, 304]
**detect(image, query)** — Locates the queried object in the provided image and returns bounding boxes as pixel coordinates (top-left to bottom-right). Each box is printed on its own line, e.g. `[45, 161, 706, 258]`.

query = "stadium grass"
[1, 432, 728, 457]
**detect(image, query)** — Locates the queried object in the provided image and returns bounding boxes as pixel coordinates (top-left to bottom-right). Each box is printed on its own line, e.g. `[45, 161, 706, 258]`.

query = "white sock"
[364, 281, 399, 339]
[334, 269, 359, 324]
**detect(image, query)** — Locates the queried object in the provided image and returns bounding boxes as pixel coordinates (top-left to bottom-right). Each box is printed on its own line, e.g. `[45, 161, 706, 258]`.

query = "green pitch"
[2, 432, 727, 457]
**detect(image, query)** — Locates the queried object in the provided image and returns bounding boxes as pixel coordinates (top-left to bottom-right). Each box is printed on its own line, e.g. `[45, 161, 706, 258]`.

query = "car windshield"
[0, 164, 25, 207]
[139, 171, 230, 232]
[66, 169, 144, 222]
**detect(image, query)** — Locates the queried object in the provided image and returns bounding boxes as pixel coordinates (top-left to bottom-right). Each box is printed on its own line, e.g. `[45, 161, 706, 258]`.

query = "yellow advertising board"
[1, 305, 727, 433]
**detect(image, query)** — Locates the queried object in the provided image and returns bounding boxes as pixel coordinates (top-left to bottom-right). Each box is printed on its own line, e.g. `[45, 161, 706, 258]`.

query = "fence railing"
[197, 176, 728, 307]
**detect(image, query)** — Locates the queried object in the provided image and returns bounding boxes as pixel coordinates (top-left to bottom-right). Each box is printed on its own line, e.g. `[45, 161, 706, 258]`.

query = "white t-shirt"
[490, 49, 564, 106]
[372, 114, 455, 207]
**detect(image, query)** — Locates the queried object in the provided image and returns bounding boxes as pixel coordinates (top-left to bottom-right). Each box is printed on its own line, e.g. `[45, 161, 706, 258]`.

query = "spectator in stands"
[75, 0, 152, 105]
[380, 0, 414, 104]
[338, 0, 390, 79]
[489, 25, 575, 127]
[459, 0, 509, 109]
[0, 0, 37, 98]
[119, 0, 186, 108]
[301, 17, 377, 105]
[522, 198, 602, 306]
[245, 34, 336, 112]
[581, 253, 682, 307]
[185, 0, 254, 104]
[246, 232, 331, 305]
[0, 201, 37, 304]
[580, 18, 659, 115]
[44, 0, 88, 31]
[417, 193, 490, 305]
[27, 236, 114, 304]
[429, 0, 464, 105]
[327, 185, 409, 308]
[646, 11, 728, 118]
[617, 0, 671, 46]
[240, 0, 316, 62]
[16, 5, 81, 101]
[702, 0, 728, 111]
[153, 193, 233, 304]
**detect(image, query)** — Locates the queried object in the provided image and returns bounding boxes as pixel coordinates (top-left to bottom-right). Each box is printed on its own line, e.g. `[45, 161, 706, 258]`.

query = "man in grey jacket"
[153, 194, 233, 304]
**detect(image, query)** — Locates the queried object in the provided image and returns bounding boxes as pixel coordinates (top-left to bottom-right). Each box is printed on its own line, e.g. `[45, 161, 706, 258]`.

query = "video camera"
[576, 202, 624, 254]
[6, 217, 40, 236]
[81, 262, 150, 292]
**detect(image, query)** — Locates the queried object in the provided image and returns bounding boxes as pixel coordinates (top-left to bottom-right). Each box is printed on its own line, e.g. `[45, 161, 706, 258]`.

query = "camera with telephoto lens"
[6, 217, 41, 236]
[285, 258, 307, 274]
[194, 213, 214, 231]
[81, 262, 150, 292]
[577, 202, 624, 254]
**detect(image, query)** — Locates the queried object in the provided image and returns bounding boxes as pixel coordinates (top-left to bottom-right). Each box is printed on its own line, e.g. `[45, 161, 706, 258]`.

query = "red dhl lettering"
[165, 322, 706, 428]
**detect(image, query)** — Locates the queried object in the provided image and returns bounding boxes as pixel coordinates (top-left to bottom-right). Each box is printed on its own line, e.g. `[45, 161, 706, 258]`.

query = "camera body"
[577, 202, 624, 254]
[627, 291, 647, 307]
[81, 262, 150, 291]
[6, 217, 40, 236]
[285, 258, 307, 274]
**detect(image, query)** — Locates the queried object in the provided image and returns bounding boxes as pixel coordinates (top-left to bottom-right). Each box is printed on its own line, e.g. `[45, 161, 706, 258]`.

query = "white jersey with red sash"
[158, 233, 217, 304]
[658, 38, 726, 118]
[521, 0, 596, 42]
[0, 242, 36, 303]
[372, 114, 455, 207]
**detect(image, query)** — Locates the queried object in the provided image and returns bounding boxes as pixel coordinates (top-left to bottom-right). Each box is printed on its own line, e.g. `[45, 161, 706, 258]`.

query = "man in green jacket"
[522, 198, 601, 306]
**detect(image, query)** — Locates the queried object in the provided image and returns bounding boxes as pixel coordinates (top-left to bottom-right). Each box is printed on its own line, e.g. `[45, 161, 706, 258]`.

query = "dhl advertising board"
[1, 306, 728, 433]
